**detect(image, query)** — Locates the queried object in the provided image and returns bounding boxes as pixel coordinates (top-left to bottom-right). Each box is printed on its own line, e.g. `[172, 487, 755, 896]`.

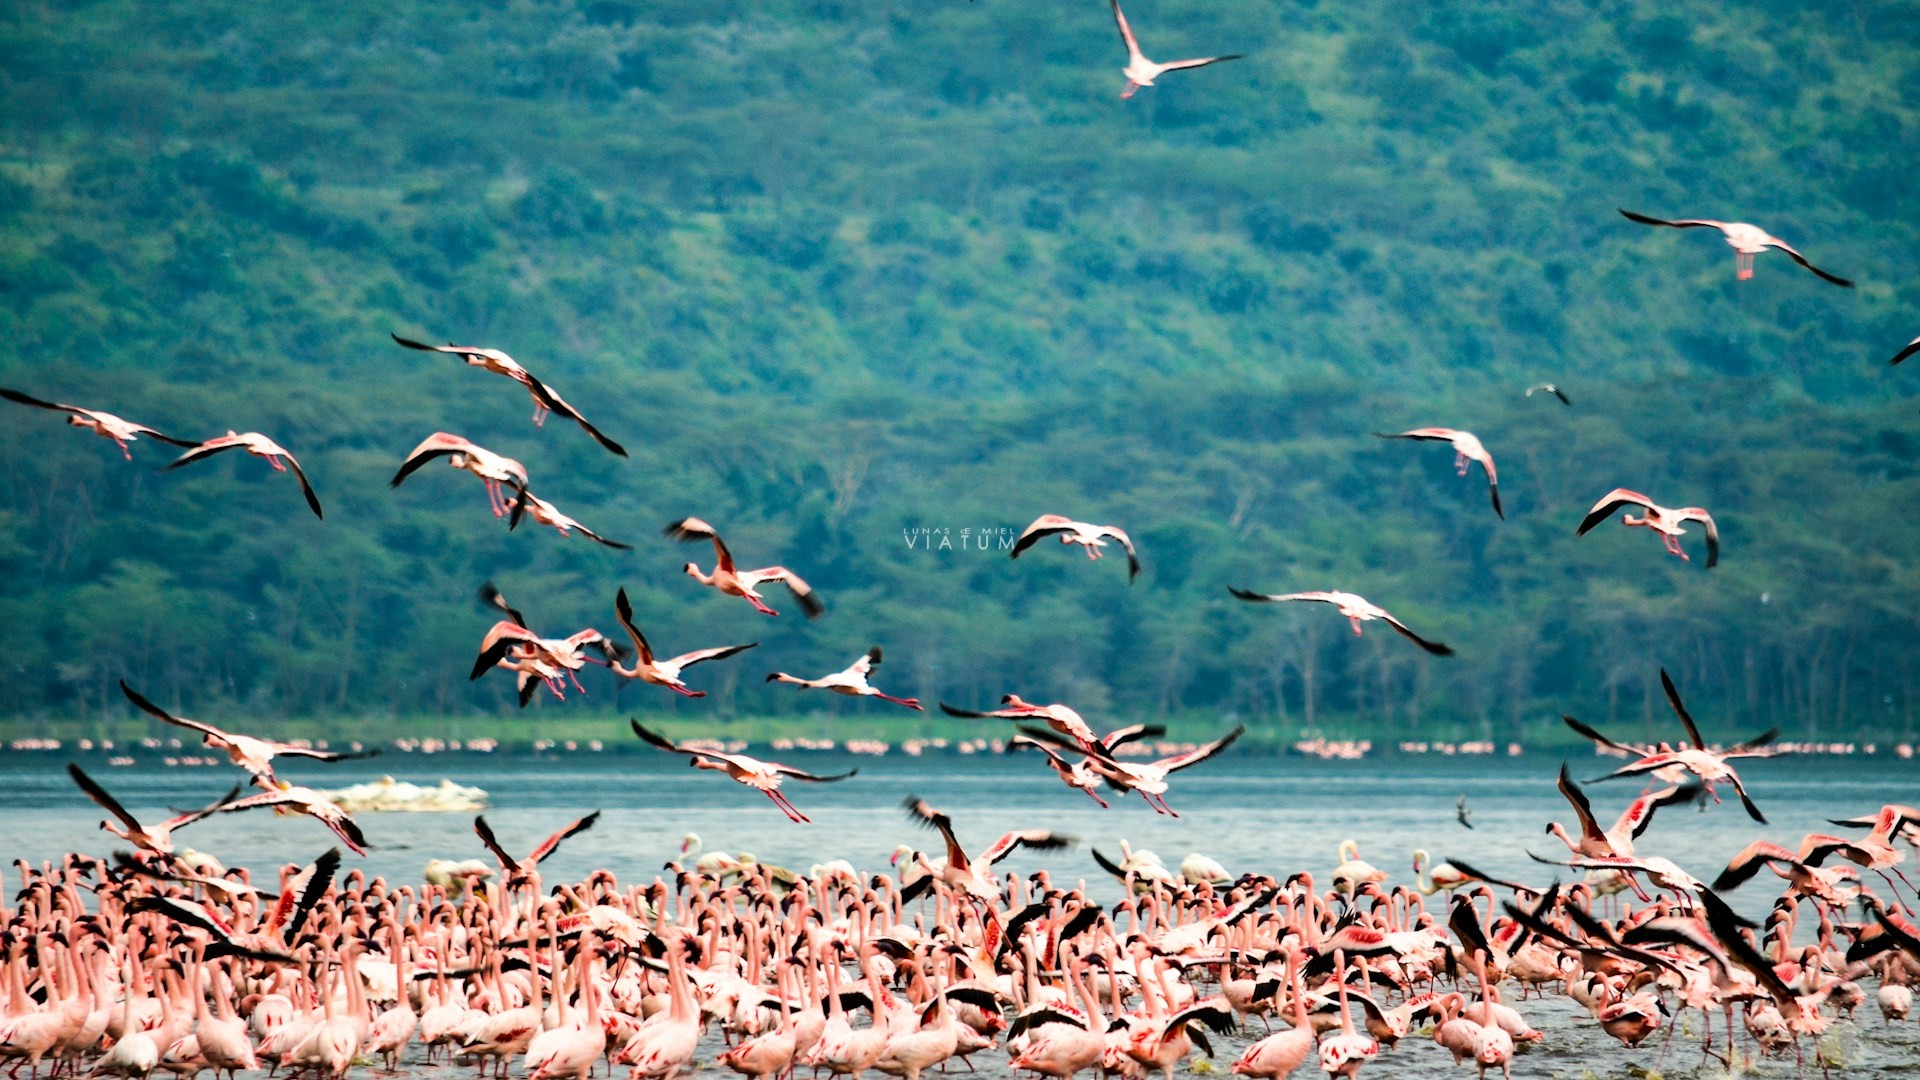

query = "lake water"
[4, 747, 1917, 1076]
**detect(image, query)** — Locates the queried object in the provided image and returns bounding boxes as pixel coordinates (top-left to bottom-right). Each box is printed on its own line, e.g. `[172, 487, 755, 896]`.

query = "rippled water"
[3, 748, 1917, 1076]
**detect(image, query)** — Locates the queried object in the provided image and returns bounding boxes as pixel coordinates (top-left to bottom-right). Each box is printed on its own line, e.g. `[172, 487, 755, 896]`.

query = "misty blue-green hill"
[2, 0, 1917, 742]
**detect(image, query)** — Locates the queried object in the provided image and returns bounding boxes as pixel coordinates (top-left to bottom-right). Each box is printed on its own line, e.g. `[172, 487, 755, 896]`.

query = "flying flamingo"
[390, 333, 626, 455]
[1796, 805, 1920, 896]
[119, 680, 379, 782]
[1563, 669, 1777, 821]
[663, 517, 824, 618]
[0, 388, 195, 459]
[1011, 515, 1141, 582]
[216, 778, 371, 855]
[1543, 764, 1697, 860]
[900, 795, 1074, 902]
[1039, 724, 1245, 816]
[164, 431, 323, 519]
[940, 696, 1107, 755]
[1109, 0, 1242, 99]
[66, 764, 233, 858]
[629, 719, 856, 823]
[1524, 384, 1571, 406]
[608, 586, 758, 698]
[1374, 428, 1502, 519]
[1618, 210, 1853, 286]
[472, 811, 600, 890]
[1007, 735, 1113, 807]
[390, 432, 529, 519]
[1229, 588, 1453, 656]
[504, 490, 630, 548]
[1576, 488, 1719, 567]
[469, 617, 613, 704]
[766, 647, 923, 710]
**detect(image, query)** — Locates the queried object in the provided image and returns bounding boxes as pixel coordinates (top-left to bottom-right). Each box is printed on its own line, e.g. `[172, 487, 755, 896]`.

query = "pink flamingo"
[663, 517, 824, 617]
[164, 431, 323, 518]
[1374, 428, 1502, 519]
[1229, 588, 1453, 656]
[766, 647, 923, 711]
[391, 334, 625, 454]
[630, 720, 856, 823]
[0, 388, 194, 460]
[1576, 488, 1719, 567]
[1619, 210, 1852, 286]
[1109, 0, 1241, 99]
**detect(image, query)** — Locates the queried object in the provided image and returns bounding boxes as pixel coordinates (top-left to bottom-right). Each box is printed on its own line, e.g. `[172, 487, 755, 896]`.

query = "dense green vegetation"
[3, 0, 1919, 746]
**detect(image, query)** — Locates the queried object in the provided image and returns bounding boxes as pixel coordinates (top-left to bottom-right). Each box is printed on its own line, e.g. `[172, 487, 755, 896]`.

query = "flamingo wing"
[67, 763, 144, 834]
[1374, 428, 1459, 442]
[1889, 336, 1920, 366]
[754, 567, 824, 618]
[163, 435, 251, 470]
[157, 785, 243, 831]
[667, 642, 760, 669]
[471, 621, 540, 680]
[1100, 722, 1166, 751]
[1560, 714, 1653, 757]
[1095, 525, 1142, 582]
[574, 521, 631, 549]
[528, 811, 601, 865]
[1228, 587, 1340, 605]
[120, 680, 235, 745]
[628, 719, 691, 755]
[1010, 515, 1077, 560]
[1155, 54, 1243, 73]
[473, 815, 520, 872]
[1617, 210, 1727, 230]
[662, 517, 733, 573]
[521, 371, 627, 456]
[280, 451, 324, 519]
[1675, 508, 1719, 567]
[771, 764, 858, 783]
[1761, 237, 1853, 287]
[1711, 840, 1795, 891]
[980, 829, 1075, 867]
[850, 646, 882, 676]
[389, 433, 475, 487]
[1576, 488, 1653, 536]
[272, 744, 382, 763]
[1380, 613, 1454, 656]
[1157, 724, 1244, 772]
[1657, 669, 1708, 749]
[0, 388, 87, 415]
[390, 333, 467, 356]
[1109, 0, 1144, 61]
[1555, 764, 1606, 846]
[902, 796, 970, 871]
[1723, 768, 1767, 824]
[613, 587, 657, 665]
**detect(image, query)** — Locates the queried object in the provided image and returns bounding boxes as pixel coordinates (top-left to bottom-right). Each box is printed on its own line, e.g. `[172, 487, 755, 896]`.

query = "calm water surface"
[2, 749, 1915, 1077]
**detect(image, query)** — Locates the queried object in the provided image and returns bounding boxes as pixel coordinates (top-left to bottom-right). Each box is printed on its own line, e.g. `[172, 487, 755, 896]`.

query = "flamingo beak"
[890, 850, 903, 867]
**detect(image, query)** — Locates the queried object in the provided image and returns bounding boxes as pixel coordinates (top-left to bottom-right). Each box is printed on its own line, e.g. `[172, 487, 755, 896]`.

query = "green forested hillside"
[2, 0, 1918, 743]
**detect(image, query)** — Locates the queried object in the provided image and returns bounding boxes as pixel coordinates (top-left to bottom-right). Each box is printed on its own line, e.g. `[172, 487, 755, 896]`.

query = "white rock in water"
[315, 775, 489, 812]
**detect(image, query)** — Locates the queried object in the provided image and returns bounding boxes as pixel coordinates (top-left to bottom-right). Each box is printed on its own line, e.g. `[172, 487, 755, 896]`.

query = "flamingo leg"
[532, 403, 549, 427]
[115, 438, 132, 461]
[666, 683, 705, 699]
[764, 789, 808, 823]
[1349, 617, 1365, 637]
[567, 669, 588, 694]
[1082, 787, 1111, 809]
[1454, 452, 1469, 477]
[1736, 251, 1754, 280]
[546, 676, 566, 700]
[266, 455, 288, 472]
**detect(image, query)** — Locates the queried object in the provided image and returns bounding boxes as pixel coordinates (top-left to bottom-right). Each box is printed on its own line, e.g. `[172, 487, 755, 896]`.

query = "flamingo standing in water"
[766, 647, 923, 711]
[629, 720, 856, 823]
[118, 681, 379, 782]
[1374, 428, 1502, 520]
[1108, 0, 1242, 99]
[663, 517, 824, 618]
[607, 587, 757, 698]
[1576, 488, 1720, 567]
[164, 431, 324, 519]
[390, 333, 626, 455]
[1011, 515, 1142, 582]
[1229, 588, 1453, 656]
[391, 432, 529, 520]
[0, 388, 195, 459]
[1618, 210, 1853, 286]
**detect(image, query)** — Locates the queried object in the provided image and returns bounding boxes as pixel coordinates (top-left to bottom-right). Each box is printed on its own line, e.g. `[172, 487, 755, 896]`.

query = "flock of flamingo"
[4, 2, 1918, 1079]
